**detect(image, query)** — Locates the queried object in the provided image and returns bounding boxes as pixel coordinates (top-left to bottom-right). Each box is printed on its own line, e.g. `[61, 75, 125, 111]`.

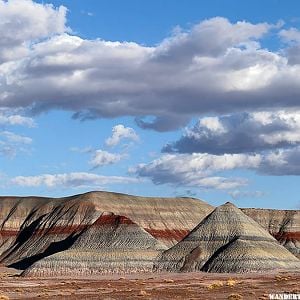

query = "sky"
[0, 0, 300, 209]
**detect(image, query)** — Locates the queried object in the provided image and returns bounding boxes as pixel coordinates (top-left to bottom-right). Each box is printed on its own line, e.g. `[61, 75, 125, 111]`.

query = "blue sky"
[1, 0, 300, 209]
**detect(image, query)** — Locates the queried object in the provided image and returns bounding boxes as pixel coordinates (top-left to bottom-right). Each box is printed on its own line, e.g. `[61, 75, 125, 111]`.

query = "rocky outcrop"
[0, 198, 99, 268]
[242, 208, 300, 258]
[76, 192, 213, 247]
[0, 191, 213, 272]
[1, 192, 299, 276]
[0, 196, 55, 255]
[0, 191, 213, 258]
[23, 212, 167, 277]
[155, 203, 300, 273]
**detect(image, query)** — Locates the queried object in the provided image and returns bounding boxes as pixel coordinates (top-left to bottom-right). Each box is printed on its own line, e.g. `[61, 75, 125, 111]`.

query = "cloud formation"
[164, 111, 300, 154]
[259, 147, 300, 175]
[228, 190, 266, 200]
[1, 2, 300, 131]
[105, 124, 139, 146]
[0, 130, 32, 157]
[0, 109, 35, 157]
[134, 146, 300, 190]
[133, 153, 260, 189]
[11, 172, 138, 188]
[89, 149, 124, 168]
[0, 0, 67, 63]
[0, 111, 35, 127]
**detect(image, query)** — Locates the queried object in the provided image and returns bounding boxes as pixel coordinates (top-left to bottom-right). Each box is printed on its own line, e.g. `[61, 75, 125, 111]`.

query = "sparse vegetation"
[163, 278, 174, 283]
[227, 294, 243, 300]
[138, 290, 150, 296]
[207, 281, 224, 289]
[0, 270, 299, 299]
[227, 279, 238, 287]
[275, 275, 290, 281]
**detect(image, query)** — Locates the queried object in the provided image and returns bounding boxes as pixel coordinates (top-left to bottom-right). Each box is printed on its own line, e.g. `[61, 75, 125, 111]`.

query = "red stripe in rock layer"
[145, 229, 190, 241]
[274, 231, 300, 240]
[94, 215, 135, 225]
[0, 230, 19, 237]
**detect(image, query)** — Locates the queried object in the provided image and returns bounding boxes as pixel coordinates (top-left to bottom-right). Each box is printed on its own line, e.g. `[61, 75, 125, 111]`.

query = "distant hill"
[155, 202, 300, 273]
[0, 191, 299, 276]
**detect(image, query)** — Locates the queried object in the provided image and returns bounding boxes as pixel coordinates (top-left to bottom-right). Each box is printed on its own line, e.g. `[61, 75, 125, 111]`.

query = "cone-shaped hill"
[23, 212, 167, 277]
[155, 202, 300, 273]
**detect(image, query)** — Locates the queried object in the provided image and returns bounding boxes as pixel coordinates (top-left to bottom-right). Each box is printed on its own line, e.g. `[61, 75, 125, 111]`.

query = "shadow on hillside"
[8, 232, 81, 270]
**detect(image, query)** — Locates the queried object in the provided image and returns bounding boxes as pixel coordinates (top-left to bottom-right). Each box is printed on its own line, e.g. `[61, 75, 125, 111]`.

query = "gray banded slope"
[23, 212, 167, 277]
[242, 208, 300, 258]
[0, 191, 213, 254]
[155, 202, 300, 273]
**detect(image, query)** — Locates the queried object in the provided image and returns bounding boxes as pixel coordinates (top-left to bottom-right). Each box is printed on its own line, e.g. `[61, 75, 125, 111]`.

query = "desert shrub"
[207, 281, 224, 289]
[228, 294, 243, 300]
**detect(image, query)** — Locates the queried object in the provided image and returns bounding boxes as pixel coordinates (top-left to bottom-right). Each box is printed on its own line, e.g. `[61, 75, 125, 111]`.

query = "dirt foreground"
[0, 267, 299, 299]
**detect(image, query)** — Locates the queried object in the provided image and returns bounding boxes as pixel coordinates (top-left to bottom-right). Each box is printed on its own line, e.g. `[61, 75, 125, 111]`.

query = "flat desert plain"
[0, 267, 299, 300]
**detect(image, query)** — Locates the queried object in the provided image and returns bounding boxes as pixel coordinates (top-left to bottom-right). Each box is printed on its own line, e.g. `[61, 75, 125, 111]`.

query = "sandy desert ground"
[0, 267, 299, 300]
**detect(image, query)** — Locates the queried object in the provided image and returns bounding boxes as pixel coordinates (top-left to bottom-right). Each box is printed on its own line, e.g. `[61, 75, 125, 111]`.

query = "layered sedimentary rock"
[0, 191, 213, 258]
[1, 192, 299, 276]
[0, 198, 100, 268]
[0, 191, 212, 271]
[76, 192, 213, 246]
[2, 192, 298, 257]
[155, 202, 300, 273]
[23, 212, 167, 277]
[0, 196, 55, 255]
[242, 208, 300, 258]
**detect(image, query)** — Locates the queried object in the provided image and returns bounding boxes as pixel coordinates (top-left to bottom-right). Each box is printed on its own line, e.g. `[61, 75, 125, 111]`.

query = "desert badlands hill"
[0, 191, 299, 278]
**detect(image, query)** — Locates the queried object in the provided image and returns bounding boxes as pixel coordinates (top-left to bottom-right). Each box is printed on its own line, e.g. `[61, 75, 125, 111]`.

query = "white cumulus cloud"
[133, 153, 260, 190]
[0, 112, 35, 127]
[89, 149, 124, 168]
[0, 0, 67, 62]
[11, 172, 138, 188]
[134, 146, 300, 190]
[1, 4, 300, 131]
[164, 110, 300, 154]
[105, 124, 139, 147]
